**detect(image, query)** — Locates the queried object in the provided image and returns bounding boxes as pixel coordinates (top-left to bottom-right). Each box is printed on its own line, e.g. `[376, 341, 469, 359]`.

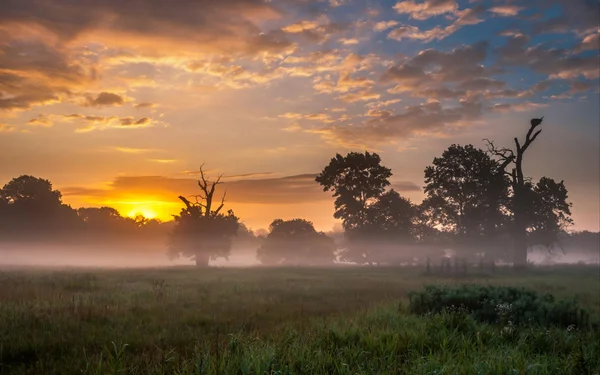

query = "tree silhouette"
[316, 151, 392, 233]
[0, 175, 80, 239]
[486, 117, 572, 267]
[524, 177, 573, 247]
[256, 219, 336, 266]
[316, 152, 427, 264]
[2, 175, 63, 208]
[167, 165, 240, 267]
[423, 144, 510, 248]
[342, 190, 419, 263]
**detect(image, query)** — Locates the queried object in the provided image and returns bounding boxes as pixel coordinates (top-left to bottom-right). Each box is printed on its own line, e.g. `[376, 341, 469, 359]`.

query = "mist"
[2, 237, 598, 270]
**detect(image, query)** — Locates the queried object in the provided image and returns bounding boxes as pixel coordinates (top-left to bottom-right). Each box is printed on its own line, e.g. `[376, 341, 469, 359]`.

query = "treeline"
[1, 118, 597, 267]
[0, 175, 262, 249]
[0, 175, 165, 245]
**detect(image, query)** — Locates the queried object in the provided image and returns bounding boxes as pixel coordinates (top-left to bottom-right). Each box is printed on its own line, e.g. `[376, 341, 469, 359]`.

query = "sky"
[0, 0, 598, 232]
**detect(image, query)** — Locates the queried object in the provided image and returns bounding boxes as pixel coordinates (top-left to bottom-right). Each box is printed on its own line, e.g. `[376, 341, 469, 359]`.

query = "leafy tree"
[341, 190, 419, 264]
[316, 152, 428, 264]
[256, 219, 336, 266]
[423, 144, 510, 242]
[2, 175, 63, 208]
[167, 166, 240, 267]
[523, 177, 573, 248]
[78, 207, 128, 228]
[0, 175, 80, 238]
[365, 190, 417, 239]
[315, 151, 392, 232]
[486, 117, 573, 267]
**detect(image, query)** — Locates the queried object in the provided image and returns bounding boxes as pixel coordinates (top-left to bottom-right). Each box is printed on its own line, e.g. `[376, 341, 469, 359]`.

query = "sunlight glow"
[127, 207, 158, 219]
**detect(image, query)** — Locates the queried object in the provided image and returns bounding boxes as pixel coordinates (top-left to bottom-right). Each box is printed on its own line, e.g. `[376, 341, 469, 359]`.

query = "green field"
[1, 265, 599, 374]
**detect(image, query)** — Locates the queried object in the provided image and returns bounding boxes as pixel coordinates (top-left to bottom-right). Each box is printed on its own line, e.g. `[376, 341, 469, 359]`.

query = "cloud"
[64, 114, 158, 132]
[490, 102, 548, 113]
[133, 102, 156, 109]
[339, 38, 360, 45]
[82, 92, 126, 107]
[570, 81, 593, 94]
[279, 17, 349, 44]
[278, 111, 346, 123]
[389, 5, 486, 42]
[458, 78, 506, 91]
[575, 31, 599, 53]
[393, 0, 458, 20]
[0, 36, 92, 111]
[282, 20, 321, 33]
[0, 0, 287, 57]
[27, 114, 54, 127]
[381, 41, 490, 94]
[62, 174, 333, 205]
[304, 99, 483, 148]
[497, 34, 599, 80]
[533, 0, 599, 36]
[148, 159, 179, 164]
[374, 21, 399, 32]
[0, 123, 15, 132]
[366, 99, 402, 109]
[336, 89, 381, 103]
[115, 147, 157, 154]
[488, 6, 525, 17]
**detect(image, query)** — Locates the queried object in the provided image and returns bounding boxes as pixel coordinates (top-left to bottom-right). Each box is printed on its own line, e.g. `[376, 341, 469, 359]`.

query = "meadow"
[0, 265, 598, 374]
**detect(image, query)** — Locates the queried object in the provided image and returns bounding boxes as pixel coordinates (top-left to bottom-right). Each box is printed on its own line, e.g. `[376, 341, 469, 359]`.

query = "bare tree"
[178, 163, 227, 218]
[169, 164, 240, 267]
[485, 117, 571, 268]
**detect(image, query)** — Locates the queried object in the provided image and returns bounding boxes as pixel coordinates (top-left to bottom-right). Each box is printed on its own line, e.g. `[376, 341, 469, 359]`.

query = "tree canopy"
[423, 144, 510, 242]
[316, 151, 392, 232]
[256, 219, 336, 266]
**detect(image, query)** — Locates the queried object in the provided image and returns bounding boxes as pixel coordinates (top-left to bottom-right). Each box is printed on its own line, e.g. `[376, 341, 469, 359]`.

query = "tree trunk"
[195, 253, 209, 267]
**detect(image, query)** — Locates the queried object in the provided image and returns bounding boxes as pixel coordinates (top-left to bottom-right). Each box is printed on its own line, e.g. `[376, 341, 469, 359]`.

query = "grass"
[0, 265, 599, 374]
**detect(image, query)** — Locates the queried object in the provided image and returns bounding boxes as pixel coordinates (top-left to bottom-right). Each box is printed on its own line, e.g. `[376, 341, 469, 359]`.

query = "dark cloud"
[134, 102, 156, 109]
[307, 99, 484, 147]
[62, 174, 333, 205]
[0, 0, 290, 55]
[0, 36, 93, 111]
[497, 34, 599, 80]
[570, 81, 593, 94]
[458, 78, 506, 91]
[63, 114, 156, 132]
[83, 92, 126, 107]
[533, 0, 599, 35]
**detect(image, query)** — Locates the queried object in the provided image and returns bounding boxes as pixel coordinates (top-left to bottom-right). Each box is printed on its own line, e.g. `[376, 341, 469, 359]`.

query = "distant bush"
[408, 285, 591, 329]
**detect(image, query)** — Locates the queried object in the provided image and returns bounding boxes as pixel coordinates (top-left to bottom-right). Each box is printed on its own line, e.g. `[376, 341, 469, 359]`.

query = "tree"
[366, 190, 416, 239]
[0, 175, 80, 239]
[315, 151, 392, 232]
[524, 177, 573, 248]
[423, 144, 510, 243]
[256, 219, 336, 266]
[486, 117, 573, 267]
[341, 190, 420, 264]
[167, 165, 240, 267]
[2, 175, 63, 208]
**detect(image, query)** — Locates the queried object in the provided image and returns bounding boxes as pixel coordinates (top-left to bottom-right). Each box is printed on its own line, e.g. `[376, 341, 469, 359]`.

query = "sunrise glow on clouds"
[0, 0, 598, 231]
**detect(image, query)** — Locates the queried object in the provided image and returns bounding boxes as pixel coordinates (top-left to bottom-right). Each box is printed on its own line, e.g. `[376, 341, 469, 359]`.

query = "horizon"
[1, 0, 599, 233]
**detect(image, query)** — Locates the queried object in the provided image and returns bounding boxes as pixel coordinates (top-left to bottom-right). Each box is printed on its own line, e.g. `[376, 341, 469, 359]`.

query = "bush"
[408, 285, 591, 329]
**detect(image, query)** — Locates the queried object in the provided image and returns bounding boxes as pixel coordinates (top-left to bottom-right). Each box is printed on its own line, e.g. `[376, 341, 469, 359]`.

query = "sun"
[127, 207, 158, 219]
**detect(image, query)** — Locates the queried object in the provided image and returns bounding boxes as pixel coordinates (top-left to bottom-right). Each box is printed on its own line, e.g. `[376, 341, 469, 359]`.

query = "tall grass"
[0, 265, 598, 374]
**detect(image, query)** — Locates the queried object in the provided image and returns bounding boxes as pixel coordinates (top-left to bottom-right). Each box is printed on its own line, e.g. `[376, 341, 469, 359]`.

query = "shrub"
[408, 285, 591, 329]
